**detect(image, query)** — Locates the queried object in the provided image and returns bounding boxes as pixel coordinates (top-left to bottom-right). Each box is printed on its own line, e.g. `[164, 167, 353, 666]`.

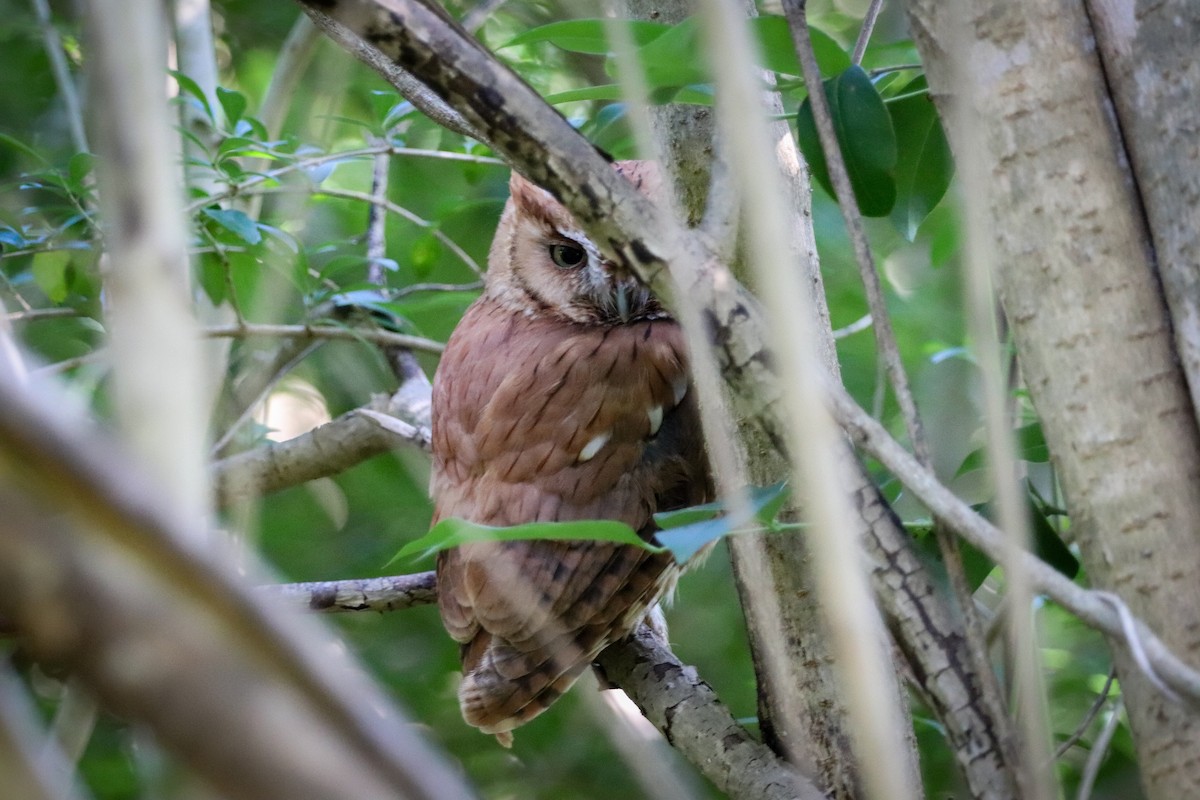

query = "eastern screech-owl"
[431, 161, 710, 744]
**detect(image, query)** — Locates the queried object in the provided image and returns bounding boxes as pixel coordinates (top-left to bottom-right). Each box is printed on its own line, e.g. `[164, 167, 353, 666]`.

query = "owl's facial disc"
[546, 225, 660, 324]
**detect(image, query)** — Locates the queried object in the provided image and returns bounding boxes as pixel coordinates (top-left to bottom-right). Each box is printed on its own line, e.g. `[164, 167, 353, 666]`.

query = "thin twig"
[213, 357, 432, 506]
[34, 351, 106, 376]
[832, 313, 873, 339]
[392, 280, 482, 298]
[1074, 699, 1122, 800]
[243, 12, 324, 220]
[47, 678, 98, 768]
[311, 187, 485, 277]
[302, 5, 488, 143]
[788, 5, 1019, 782]
[204, 322, 444, 353]
[186, 145, 504, 213]
[211, 340, 322, 458]
[851, 0, 886, 66]
[4, 308, 83, 323]
[702, 0, 919, 796]
[869, 64, 923, 77]
[1053, 667, 1116, 759]
[784, 0, 929, 466]
[365, 137, 391, 284]
[827, 376, 1200, 707]
[260, 14, 323, 139]
[29, 0, 88, 154]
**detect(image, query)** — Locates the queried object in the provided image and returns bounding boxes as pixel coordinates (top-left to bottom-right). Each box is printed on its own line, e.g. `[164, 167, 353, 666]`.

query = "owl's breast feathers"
[431, 297, 709, 738]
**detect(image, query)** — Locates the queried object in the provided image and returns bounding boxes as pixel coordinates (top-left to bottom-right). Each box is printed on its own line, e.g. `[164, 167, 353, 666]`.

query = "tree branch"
[213, 347, 432, 507]
[0, 364, 475, 800]
[204, 322, 445, 353]
[266, 571, 821, 800]
[827, 377, 1200, 707]
[268, 572, 437, 612]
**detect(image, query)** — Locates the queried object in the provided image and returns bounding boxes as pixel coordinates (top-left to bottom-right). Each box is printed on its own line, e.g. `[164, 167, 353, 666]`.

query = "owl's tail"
[456, 627, 608, 745]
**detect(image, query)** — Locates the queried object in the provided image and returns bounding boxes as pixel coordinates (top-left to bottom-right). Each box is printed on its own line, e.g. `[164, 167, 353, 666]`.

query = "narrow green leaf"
[502, 19, 669, 54]
[545, 85, 626, 105]
[796, 65, 898, 217]
[170, 71, 213, 122]
[635, 18, 709, 89]
[391, 518, 658, 565]
[654, 482, 790, 562]
[655, 516, 731, 563]
[201, 208, 261, 245]
[0, 132, 48, 164]
[1030, 502, 1079, 580]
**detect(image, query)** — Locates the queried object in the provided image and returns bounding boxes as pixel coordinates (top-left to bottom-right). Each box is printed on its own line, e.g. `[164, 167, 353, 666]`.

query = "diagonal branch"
[213, 343, 433, 507]
[0, 364, 476, 800]
[265, 571, 821, 800]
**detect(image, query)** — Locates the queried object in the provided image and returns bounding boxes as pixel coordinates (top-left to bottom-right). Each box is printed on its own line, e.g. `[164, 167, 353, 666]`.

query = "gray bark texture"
[908, 1, 1200, 797]
[1085, 1, 1200, 430]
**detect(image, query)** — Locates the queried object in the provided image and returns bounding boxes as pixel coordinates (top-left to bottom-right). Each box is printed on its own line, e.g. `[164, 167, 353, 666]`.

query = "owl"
[430, 160, 711, 744]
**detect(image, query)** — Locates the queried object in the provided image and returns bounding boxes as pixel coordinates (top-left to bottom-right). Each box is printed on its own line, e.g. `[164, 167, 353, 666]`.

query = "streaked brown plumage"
[431, 161, 709, 743]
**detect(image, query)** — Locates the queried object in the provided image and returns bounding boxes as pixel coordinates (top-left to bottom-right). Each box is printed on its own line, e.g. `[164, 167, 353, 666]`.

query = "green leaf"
[635, 18, 709, 89]
[951, 488, 1079, 590]
[369, 90, 403, 125]
[654, 482, 791, 563]
[796, 65, 898, 217]
[32, 250, 71, 302]
[391, 518, 658, 565]
[1030, 500, 1079, 580]
[66, 152, 96, 196]
[807, 26, 852, 76]
[410, 233, 441, 278]
[0, 132, 48, 164]
[170, 71, 213, 123]
[545, 85, 627, 105]
[888, 80, 954, 239]
[957, 422, 1049, 475]
[216, 87, 247, 127]
[201, 208, 261, 245]
[197, 251, 228, 306]
[226, 250, 262, 308]
[751, 17, 850, 77]
[502, 19, 669, 54]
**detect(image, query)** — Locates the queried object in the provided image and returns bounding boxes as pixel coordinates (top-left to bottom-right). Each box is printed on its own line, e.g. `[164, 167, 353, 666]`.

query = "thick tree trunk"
[1086, 1, 1200, 430]
[909, 2, 1200, 797]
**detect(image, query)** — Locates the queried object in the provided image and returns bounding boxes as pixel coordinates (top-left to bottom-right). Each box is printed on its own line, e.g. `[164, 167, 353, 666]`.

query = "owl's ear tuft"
[509, 173, 565, 229]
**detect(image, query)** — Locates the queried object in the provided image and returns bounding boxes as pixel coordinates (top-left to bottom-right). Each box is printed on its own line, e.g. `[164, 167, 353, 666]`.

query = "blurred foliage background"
[0, 0, 1135, 797]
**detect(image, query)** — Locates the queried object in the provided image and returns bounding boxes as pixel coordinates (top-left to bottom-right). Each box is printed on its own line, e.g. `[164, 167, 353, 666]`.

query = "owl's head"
[484, 160, 669, 326]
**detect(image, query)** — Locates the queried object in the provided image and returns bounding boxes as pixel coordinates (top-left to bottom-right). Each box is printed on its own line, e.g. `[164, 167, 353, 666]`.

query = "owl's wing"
[431, 300, 708, 734]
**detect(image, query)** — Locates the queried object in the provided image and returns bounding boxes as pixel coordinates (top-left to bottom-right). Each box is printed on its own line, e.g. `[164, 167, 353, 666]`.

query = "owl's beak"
[614, 284, 632, 323]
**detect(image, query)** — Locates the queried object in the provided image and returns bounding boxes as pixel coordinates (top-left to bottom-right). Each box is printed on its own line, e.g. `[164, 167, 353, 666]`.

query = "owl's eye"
[548, 242, 586, 269]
